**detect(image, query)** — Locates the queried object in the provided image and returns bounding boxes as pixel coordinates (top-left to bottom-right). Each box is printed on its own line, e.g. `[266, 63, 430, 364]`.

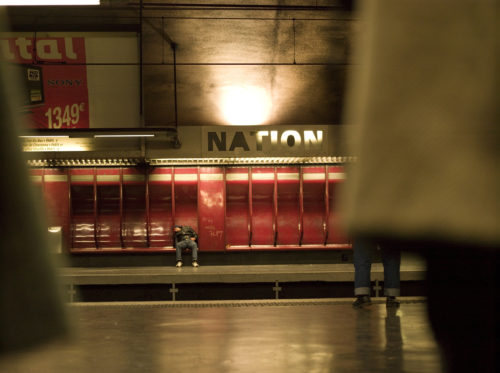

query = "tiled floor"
[0, 299, 442, 373]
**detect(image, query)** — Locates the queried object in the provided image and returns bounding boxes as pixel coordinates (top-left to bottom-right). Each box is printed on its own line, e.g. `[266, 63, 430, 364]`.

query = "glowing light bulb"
[221, 86, 271, 126]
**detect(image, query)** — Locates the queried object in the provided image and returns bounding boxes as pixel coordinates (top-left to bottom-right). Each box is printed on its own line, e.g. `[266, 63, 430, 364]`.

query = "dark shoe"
[386, 296, 400, 308]
[175, 261, 183, 268]
[353, 295, 372, 308]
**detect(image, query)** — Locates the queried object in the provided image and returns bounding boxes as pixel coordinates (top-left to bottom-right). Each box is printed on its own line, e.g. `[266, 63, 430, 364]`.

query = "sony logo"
[0, 37, 80, 62]
[47, 79, 84, 88]
[208, 130, 323, 152]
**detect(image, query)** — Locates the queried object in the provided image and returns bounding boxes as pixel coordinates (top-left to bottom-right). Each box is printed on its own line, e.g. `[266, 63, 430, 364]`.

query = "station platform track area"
[60, 254, 426, 302]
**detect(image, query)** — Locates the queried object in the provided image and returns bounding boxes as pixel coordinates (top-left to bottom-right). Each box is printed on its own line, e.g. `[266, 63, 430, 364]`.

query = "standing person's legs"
[353, 239, 376, 308]
[381, 245, 401, 297]
[354, 239, 375, 296]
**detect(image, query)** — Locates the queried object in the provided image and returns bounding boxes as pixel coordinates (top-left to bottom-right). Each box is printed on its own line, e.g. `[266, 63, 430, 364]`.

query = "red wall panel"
[301, 166, 327, 245]
[122, 168, 147, 248]
[276, 167, 300, 245]
[198, 167, 225, 251]
[327, 166, 350, 245]
[96, 168, 121, 248]
[43, 168, 70, 250]
[226, 167, 250, 247]
[251, 167, 275, 246]
[174, 168, 198, 231]
[69, 168, 95, 249]
[148, 168, 174, 248]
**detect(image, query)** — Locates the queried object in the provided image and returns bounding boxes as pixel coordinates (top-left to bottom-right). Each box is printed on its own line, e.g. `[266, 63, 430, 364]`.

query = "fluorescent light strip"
[19, 135, 70, 138]
[94, 134, 155, 138]
[0, 1, 100, 5]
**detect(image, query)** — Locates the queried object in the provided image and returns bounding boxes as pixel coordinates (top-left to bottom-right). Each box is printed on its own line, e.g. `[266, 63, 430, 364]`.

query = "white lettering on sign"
[281, 130, 301, 147]
[37, 39, 62, 60]
[44, 103, 85, 129]
[0, 37, 79, 62]
[22, 137, 91, 152]
[304, 130, 323, 147]
[15, 38, 31, 60]
[208, 129, 323, 152]
[65, 38, 77, 59]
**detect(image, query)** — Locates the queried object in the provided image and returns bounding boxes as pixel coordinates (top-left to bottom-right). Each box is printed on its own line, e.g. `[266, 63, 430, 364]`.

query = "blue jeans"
[354, 240, 401, 297]
[175, 239, 198, 262]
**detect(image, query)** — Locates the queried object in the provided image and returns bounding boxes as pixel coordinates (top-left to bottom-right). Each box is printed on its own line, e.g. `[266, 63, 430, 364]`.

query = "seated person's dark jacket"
[174, 226, 198, 246]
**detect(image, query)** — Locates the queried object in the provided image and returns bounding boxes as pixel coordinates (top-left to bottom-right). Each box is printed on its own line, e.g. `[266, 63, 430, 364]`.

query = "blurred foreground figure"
[0, 10, 68, 355]
[342, 1, 498, 372]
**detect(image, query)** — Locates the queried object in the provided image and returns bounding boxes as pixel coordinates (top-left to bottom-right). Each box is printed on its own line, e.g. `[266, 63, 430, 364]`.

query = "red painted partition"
[148, 167, 174, 248]
[301, 166, 327, 245]
[225, 167, 250, 247]
[29, 168, 46, 217]
[39, 164, 351, 253]
[198, 167, 225, 251]
[173, 167, 198, 231]
[96, 168, 121, 249]
[70, 168, 96, 249]
[251, 167, 275, 246]
[122, 168, 147, 248]
[43, 169, 70, 250]
[29, 168, 44, 194]
[327, 166, 350, 246]
[276, 166, 301, 245]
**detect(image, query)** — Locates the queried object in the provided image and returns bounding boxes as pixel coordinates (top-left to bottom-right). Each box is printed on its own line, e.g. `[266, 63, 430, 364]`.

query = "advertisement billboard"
[1, 36, 89, 128]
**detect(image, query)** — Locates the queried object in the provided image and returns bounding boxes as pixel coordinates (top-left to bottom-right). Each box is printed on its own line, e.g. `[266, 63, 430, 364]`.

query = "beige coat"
[341, 0, 499, 247]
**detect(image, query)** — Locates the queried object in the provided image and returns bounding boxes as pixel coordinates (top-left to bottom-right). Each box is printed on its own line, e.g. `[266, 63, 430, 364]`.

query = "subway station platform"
[0, 300, 442, 373]
[60, 253, 426, 302]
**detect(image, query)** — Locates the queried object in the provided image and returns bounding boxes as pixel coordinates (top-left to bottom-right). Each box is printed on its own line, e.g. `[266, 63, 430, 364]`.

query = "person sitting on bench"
[173, 225, 199, 268]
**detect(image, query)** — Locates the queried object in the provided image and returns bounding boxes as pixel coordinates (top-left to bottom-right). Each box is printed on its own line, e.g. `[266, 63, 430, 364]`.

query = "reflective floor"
[0, 300, 442, 373]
